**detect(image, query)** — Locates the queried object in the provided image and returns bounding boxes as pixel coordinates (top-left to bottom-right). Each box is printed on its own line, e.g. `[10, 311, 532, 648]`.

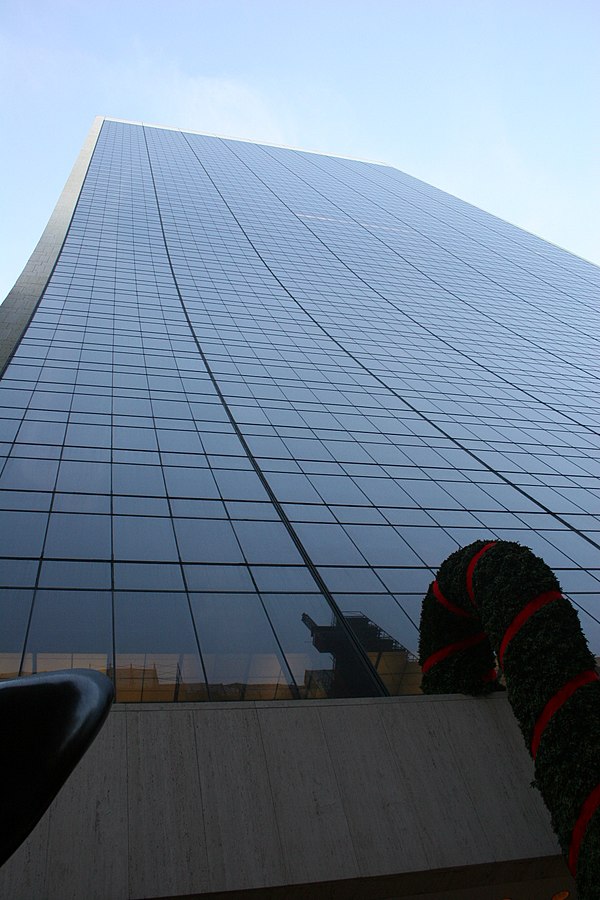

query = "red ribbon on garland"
[423, 544, 499, 679]
[498, 589, 563, 669]
[569, 781, 600, 875]
[432, 580, 472, 618]
[422, 539, 600, 891]
[421, 632, 487, 674]
[531, 669, 599, 759]
[465, 541, 496, 607]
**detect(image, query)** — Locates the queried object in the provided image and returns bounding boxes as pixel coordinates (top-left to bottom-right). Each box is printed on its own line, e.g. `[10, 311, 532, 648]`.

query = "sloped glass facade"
[1, 119, 600, 702]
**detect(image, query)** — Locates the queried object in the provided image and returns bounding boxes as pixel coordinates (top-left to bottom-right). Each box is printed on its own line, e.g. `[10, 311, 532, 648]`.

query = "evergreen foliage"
[418, 539, 600, 899]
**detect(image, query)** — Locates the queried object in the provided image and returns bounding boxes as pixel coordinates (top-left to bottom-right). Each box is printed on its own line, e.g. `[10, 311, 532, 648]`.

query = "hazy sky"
[1, 0, 599, 302]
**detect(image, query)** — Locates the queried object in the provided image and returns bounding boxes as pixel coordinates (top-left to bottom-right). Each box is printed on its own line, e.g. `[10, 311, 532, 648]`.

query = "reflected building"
[303, 610, 421, 696]
[0, 118, 593, 898]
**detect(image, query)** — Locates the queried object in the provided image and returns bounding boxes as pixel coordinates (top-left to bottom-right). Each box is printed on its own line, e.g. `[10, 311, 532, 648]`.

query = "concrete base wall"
[0, 694, 575, 899]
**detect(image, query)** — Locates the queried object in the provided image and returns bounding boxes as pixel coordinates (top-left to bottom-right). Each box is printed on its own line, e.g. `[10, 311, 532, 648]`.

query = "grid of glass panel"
[1, 119, 600, 702]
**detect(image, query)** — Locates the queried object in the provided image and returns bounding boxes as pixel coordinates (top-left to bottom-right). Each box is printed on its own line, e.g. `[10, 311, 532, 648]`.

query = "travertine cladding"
[0, 695, 574, 899]
[0, 117, 103, 373]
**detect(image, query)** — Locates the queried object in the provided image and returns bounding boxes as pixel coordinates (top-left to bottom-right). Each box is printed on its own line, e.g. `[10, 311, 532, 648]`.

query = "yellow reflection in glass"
[20, 653, 110, 676]
[368, 649, 422, 695]
[116, 653, 207, 702]
[0, 654, 23, 681]
[201, 652, 293, 702]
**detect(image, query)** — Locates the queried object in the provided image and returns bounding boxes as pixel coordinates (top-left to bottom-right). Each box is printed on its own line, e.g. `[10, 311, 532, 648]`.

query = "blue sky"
[1, 0, 599, 302]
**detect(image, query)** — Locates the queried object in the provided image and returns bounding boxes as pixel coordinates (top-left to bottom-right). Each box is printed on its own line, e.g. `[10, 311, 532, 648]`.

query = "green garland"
[418, 539, 600, 899]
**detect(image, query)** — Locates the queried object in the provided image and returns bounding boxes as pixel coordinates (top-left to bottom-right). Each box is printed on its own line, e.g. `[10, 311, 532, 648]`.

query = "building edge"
[0, 116, 105, 376]
[104, 115, 393, 168]
[104, 118, 599, 270]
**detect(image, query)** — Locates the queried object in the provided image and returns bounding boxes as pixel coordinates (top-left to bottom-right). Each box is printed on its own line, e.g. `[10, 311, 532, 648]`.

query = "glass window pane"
[173, 519, 244, 563]
[335, 594, 421, 695]
[190, 592, 295, 702]
[232, 521, 303, 565]
[114, 563, 185, 591]
[0, 457, 59, 492]
[115, 591, 206, 702]
[163, 466, 219, 499]
[21, 590, 112, 677]
[0, 590, 33, 680]
[262, 594, 379, 699]
[112, 464, 165, 496]
[44, 513, 111, 560]
[39, 560, 111, 589]
[56, 459, 110, 494]
[113, 516, 179, 562]
[0, 511, 48, 557]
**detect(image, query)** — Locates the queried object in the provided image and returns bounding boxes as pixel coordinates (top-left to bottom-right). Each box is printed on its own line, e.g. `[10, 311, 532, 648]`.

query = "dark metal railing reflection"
[302, 611, 422, 696]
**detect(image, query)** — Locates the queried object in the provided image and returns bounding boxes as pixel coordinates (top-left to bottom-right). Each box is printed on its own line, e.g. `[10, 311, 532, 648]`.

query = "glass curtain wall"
[1, 120, 600, 701]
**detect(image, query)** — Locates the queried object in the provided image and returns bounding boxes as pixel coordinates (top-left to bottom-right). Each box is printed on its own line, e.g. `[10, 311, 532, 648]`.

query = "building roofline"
[100, 115, 392, 168]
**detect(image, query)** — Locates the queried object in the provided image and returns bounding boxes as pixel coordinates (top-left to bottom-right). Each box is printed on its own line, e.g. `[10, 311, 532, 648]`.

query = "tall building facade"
[0, 118, 595, 898]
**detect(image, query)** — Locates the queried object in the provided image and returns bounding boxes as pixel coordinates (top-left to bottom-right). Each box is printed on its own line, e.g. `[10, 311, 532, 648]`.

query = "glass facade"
[2, 119, 600, 702]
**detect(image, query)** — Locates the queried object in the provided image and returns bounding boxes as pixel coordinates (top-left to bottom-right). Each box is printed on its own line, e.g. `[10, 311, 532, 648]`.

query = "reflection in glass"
[0, 590, 33, 680]
[6, 119, 600, 707]
[343, 612, 420, 696]
[190, 593, 296, 701]
[21, 590, 112, 678]
[115, 592, 207, 702]
[262, 594, 380, 699]
[332, 593, 424, 694]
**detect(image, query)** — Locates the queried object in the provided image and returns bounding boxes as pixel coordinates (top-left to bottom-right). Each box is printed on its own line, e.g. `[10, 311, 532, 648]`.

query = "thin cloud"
[103, 50, 297, 146]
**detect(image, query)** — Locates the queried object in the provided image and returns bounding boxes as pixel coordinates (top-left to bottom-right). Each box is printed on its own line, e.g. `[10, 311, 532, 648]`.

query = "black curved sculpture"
[0, 669, 114, 867]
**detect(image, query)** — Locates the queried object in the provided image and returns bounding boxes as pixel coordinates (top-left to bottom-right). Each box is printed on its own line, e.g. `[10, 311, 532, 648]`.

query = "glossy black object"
[0, 669, 114, 867]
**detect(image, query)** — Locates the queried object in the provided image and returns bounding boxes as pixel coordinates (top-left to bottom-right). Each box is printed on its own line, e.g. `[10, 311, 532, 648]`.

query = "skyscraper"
[0, 117, 593, 898]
